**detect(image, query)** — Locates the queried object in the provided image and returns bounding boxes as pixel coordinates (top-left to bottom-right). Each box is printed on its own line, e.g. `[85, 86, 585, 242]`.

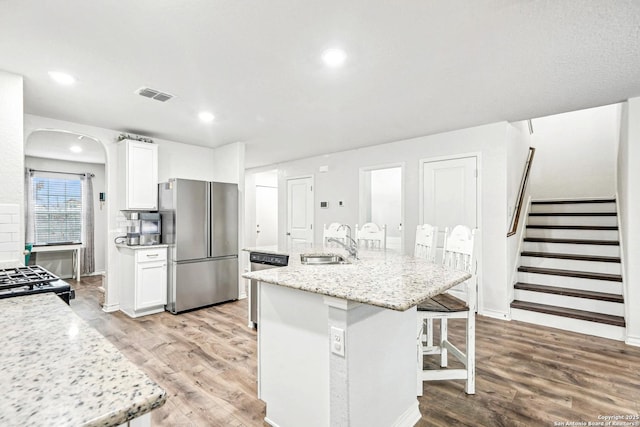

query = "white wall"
[617, 99, 640, 346]
[24, 156, 107, 276]
[248, 122, 516, 318]
[529, 104, 619, 199]
[0, 71, 24, 265]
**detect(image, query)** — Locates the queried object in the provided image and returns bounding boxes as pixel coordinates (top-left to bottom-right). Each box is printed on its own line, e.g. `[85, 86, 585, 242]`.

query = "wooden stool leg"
[440, 318, 448, 367]
[417, 316, 424, 396]
[426, 318, 433, 348]
[465, 311, 476, 394]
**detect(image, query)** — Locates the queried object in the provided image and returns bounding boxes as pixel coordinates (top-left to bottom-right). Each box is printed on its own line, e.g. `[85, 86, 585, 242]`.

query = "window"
[31, 175, 82, 245]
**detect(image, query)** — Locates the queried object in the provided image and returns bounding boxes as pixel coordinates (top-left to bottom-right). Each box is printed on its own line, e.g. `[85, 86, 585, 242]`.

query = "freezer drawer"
[168, 256, 238, 314]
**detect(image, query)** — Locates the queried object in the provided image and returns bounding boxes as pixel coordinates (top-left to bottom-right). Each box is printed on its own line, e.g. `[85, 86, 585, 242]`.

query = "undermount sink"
[300, 254, 349, 265]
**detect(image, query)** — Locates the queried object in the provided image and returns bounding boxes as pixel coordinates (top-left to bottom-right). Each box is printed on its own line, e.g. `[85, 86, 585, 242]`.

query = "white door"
[256, 185, 278, 246]
[287, 176, 314, 248]
[422, 156, 477, 246]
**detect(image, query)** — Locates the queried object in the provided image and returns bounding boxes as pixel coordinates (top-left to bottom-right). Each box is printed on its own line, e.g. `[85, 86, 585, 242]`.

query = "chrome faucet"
[327, 224, 359, 259]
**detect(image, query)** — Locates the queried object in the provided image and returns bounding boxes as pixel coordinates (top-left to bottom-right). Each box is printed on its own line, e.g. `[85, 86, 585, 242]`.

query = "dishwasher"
[249, 252, 289, 328]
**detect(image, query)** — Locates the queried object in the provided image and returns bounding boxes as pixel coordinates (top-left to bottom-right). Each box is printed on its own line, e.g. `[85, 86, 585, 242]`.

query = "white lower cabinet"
[118, 245, 168, 318]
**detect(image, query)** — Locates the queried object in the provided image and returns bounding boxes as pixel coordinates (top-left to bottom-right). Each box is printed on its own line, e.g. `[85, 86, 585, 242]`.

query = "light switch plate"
[330, 326, 345, 357]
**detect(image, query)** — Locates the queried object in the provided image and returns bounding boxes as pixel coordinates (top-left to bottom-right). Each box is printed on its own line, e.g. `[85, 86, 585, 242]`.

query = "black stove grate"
[0, 266, 59, 290]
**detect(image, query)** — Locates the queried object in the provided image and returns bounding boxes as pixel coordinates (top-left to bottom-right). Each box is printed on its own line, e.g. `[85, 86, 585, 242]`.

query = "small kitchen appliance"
[139, 212, 161, 245]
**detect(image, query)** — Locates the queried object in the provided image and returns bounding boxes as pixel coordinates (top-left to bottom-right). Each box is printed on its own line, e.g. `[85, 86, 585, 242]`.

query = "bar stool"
[323, 223, 347, 246]
[417, 225, 477, 396]
[355, 223, 386, 249]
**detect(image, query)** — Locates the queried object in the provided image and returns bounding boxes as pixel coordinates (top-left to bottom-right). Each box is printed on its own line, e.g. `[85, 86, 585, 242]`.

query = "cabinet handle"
[146, 253, 159, 257]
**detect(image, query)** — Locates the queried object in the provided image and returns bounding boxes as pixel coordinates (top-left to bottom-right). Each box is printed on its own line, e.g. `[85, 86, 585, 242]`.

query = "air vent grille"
[135, 87, 174, 102]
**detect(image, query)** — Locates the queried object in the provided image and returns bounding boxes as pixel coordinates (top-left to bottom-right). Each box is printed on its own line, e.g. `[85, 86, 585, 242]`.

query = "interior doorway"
[359, 164, 404, 252]
[254, 170, 278, 247]
[286, 175, 314, 249]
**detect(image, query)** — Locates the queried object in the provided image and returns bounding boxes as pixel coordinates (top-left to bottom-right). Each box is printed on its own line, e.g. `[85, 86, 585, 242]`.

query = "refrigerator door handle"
[205, 183, 212, 258]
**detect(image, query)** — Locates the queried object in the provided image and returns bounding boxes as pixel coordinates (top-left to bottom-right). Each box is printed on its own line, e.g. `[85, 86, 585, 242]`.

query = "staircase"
[511, 198, 626, 340]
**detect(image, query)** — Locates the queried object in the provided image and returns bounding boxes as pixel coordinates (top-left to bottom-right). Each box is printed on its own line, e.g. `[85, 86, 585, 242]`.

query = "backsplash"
[0, 204, 21, 267]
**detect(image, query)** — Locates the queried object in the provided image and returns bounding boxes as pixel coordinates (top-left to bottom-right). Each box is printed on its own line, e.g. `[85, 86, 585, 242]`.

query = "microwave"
[139, 212, 161, 245]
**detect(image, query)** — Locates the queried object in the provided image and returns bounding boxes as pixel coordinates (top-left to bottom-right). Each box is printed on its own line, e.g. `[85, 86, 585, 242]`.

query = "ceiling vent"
[135, 87, 174, 102]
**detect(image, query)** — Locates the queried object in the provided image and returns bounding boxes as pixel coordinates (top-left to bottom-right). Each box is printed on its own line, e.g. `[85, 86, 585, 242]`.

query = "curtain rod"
[27, 168, 95, 178]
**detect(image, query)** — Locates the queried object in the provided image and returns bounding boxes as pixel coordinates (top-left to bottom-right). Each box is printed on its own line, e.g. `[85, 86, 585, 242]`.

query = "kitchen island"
[0, 293, 166, 427]
[243, 247, 471, 427]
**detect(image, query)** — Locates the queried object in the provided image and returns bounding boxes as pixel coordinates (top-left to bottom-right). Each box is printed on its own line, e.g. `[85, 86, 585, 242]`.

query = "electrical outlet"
[330, 326, 345, 357]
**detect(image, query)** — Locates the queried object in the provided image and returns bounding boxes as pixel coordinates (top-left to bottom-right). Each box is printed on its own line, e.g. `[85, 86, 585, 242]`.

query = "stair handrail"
[507, 147, 536, 237]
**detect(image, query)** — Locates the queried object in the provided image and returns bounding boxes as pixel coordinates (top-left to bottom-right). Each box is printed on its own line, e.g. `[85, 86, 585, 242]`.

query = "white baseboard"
[479, 309, 510, 321]
[393, 401, 421, 427]
[102, 302, 120, 313]
[625, 336, 640, 347]
[264, 416, 281, 427]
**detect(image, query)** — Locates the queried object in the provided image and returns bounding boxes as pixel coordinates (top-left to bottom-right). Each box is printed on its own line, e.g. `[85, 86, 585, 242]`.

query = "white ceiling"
[1, 1, 639, 169]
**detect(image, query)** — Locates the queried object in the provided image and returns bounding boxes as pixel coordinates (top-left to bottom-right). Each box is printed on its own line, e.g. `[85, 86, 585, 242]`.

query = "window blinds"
[31, 173, 82, 245]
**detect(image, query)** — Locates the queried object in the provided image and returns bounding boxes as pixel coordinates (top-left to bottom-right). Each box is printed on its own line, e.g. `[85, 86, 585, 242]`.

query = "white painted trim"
[358, 161, 406, 253]
[102, 302, 119, 313]
[392, 401, 421, 427]
[285, 174, 315, 247]
[625, 336, 640, 347]
[508, 195, 532, 306]
[263, 416, 281, 427]
[480, 309, 510, 321]
[615, 193, 630, 342]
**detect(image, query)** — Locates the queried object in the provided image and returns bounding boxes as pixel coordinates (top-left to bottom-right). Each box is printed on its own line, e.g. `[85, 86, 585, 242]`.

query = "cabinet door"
[136, 260, 167, 310]
[127, 141, 158, 210]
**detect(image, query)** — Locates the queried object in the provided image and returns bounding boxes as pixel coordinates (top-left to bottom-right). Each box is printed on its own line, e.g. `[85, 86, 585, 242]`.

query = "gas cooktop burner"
[0, 266, 59, 290]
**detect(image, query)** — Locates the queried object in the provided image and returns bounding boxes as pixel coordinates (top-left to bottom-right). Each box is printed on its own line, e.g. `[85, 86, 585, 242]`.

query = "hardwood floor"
[70, 277, 640, 426]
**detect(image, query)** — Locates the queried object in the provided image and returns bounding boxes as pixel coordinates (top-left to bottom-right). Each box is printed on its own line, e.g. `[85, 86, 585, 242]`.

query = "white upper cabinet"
[118, 139, 158, 210]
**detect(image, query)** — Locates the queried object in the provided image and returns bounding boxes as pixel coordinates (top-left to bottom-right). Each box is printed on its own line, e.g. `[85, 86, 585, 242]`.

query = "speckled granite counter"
[242, 246, 471, 311]
[0, 293, 166, 427]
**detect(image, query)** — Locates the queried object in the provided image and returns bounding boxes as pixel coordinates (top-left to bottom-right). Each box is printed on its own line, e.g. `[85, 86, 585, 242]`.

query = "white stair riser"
[527, 216, 618, 227]
[517, 272, 623, 294]
[520, 256, 621, 275]
[511, 308, 625, 341]
[530, 202, 616, 214]
[513, 290, 624, 316]
[526, 228, 618, 240]
[522, 241, 620, 257]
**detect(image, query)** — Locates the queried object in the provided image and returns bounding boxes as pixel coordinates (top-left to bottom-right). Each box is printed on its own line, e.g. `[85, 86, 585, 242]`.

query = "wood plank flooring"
[70, 277, 640, 426]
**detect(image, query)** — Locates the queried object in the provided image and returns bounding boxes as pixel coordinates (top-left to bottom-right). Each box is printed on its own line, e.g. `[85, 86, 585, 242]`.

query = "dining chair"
[417, 225, 477, 396]
[355, 222, 386, 249]
[323, 223, 347, 246]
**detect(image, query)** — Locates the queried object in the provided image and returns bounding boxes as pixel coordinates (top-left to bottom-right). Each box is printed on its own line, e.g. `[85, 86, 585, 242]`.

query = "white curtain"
[81, 173, 95, 275]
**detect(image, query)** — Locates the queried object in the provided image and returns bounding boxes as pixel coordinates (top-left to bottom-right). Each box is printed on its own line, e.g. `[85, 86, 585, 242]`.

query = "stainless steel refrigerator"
[158, 178, 239, 314]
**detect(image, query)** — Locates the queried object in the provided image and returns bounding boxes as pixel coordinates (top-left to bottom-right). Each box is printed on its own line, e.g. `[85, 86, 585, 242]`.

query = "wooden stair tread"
[514, 282, 624, 303]
[518, 266, 622, 282]
[510, 300, 625, 327]
[531, 199, 615, 205]
[520, 251, 621, 263]
[417, 293, 468, 312]
[524, 237, 619, 246]
[529, 212, 616, 216]
[526, 225, 618, 230]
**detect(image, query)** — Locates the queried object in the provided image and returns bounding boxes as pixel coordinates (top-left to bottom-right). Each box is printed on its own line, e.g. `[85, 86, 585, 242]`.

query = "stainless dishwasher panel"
[249, 252, 289, 327]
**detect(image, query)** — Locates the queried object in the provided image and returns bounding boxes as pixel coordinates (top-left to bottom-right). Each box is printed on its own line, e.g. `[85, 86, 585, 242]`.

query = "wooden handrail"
[507, 147, 536, 237]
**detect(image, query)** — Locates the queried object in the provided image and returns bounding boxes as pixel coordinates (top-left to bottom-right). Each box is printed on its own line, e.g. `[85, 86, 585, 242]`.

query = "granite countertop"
[242, 246, 471, 311]
[0, 293, 166, 427]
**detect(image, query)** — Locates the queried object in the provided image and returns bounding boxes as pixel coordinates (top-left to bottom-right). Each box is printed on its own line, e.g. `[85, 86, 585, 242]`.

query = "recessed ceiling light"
[70, 145, 82, 153]
[321, 48, 347, 68]
[48, 71, 76, 86]
[199, 111, 215, 122]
